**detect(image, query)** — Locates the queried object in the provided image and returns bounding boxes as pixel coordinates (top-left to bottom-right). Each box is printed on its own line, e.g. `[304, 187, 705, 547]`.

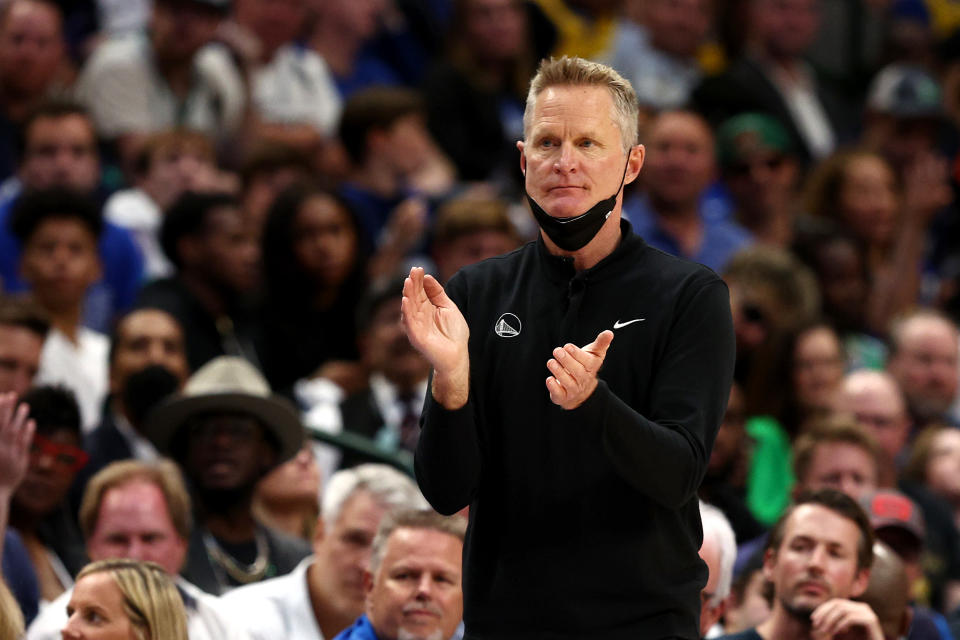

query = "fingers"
[811, 600, 882, 640]
[545, 330, 615, 409]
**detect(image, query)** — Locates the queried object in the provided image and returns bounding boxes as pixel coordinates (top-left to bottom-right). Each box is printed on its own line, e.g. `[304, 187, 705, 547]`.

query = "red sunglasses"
[30, 434, 89, 472]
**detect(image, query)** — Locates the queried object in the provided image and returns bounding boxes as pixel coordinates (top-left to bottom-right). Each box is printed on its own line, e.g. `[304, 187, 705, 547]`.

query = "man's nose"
[806, 545, 827, 572]
[554, 142, 577, 173]
[415, 573, 433, 598]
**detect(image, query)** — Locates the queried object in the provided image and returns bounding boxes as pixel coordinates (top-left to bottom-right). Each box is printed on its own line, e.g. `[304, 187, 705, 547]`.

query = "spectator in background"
[239, 141, 313, 234]
[75, 0, 244, 169]
[231, 0, 342, 155]
[905, 426, 960, 532]
[258, 185, 366, 393]
[221, 464, 427, 640]
[252, 440, 322, 541]
[430, 197, 522, 284]
[859, 542, 914, 640]
[609, 0, 713, 111]
[887, 309, 959, 430]
[138, 191, 262, 372]
[722, 552, 772, 635]
[691, 0, 854, 165]
[804, 149, 950, 336]
[422, 0, 534, 185]
[11, 189, 108, 430]
[0, 297, 48, 397]
[792, 416, 884, 501]
[834, 369, 912, 469]
[311, 0, 401, 98]
[0, 0, 68, 183]
[338, 87, 452, 256]
[75, 309, 189, 495]
[26, 459, 251, 639]
[715, 113, 802, 248]
[699, 501, 737, 638]
[0, 101, 144, 332]
[104, 129, 223, 281]
[787, 321, 846, 432]
[9, 386, 87, 604]
[333, 509, 465, 640]
[627, 110, 752, 272]
[142, 356, 310, 594]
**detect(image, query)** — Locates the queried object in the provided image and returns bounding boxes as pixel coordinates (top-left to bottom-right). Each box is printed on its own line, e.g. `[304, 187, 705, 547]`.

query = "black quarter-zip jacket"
[415, 221, 736, 640]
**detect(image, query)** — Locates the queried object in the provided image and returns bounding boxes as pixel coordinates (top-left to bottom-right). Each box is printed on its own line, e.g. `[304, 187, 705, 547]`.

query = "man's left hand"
[810, 598, 884, 640]
[546, 330, 614, 410]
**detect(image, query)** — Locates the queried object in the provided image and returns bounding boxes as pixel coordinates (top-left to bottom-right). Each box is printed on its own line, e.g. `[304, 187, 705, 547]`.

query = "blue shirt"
[0, 192, 144, 332]
[623, 193, 753, 273]
[332, 615, 381, 640]
[2, 530, 39, 624]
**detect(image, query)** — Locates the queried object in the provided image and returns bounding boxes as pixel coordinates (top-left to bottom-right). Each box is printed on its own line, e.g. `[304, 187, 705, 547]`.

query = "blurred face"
[642, 111, 714, 211]
[645, 0, 711, 58]
[925, 429, 960, 503]
[109, 310, 188, 397]
[255, 441, 321, 509]
[315, 0, 385, 41]
[0, 324, 43, 395]
[792, 326, 844, 412]
[463, 0, 526, 62]
[86, 481, 188, 574]
[293, 195, 358, 287]
[14, 427, 83, 516]
[366, 527, 464, 640]
[751, 0, 820, 59]
[699, 535, 725, 636]
[723, 149, 798, 222]
[801, 441, 878, 501]
[835, 376, 911, 462]
[815, 240, 867, 331]
[376, 115, 434, 178]
[435, 230, 518, 284]
[185, 414, 275, 492]
[234, 0, 306, 56]
[519, 85, 637, 219]
[0, 0, 63, 97]
[62, 572, 138, 640]
[310, 490, 387, 621]
[765, 504, 868, 618]
[191, 206, 261, 293]
[725, 571, 772, 633]
[141, 144, 216, 211]
[888, 316, 960, 419]
[242, 166, 310, 231]
[363, 297, 430, 390]
[20, 218, 101, 314]
[151, 1, 223, 65]
[838, 155, 899, 248]
[19, 114, 99, 192]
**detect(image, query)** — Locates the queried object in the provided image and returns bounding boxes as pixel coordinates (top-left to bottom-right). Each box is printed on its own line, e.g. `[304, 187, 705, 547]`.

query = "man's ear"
[850, 567, 871, 598]
[311, 515, 326, 551]
[363, 568, 374, 597]
[625, 144, 645, 185]
[762, 547, 777, 582]
[517, 140, 526, 176]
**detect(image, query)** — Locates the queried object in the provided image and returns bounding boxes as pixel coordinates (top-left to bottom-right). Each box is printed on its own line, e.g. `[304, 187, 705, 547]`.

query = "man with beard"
[143, 355, 310, 594]
[71, 308, 190, 506]
[717, 489, 882, 640]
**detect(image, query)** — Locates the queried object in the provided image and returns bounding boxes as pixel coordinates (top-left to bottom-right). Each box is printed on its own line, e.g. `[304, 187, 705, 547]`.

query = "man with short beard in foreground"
[718, 489, 883, 640]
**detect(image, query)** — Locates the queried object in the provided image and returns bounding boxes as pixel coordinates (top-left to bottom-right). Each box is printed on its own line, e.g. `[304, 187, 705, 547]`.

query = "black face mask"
[525, 158, 631, 252]
[122, 364, 181, 429]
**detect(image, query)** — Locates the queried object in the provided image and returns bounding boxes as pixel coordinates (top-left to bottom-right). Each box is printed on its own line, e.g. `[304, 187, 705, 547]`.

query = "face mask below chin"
[525, 157, 631, 252]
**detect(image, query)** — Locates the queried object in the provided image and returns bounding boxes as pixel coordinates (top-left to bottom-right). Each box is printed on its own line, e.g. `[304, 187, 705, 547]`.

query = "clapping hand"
[546, 330, 614, 409]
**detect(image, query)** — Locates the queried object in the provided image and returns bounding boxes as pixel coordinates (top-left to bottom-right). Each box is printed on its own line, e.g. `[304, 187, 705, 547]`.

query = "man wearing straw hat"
[143, 355, 310, 594]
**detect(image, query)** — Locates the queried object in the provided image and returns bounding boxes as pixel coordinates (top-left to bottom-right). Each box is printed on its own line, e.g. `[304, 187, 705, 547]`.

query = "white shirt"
[26, 577, 253, 640]
[103, 187, 172, 281]
[76, 34, 245, 141]
[766, 61, 836, 160]
[219, 557, 325, 640]
[36, 327, 109, 433]
[112, 411, 160, 462]
[253, 44, 342, 137]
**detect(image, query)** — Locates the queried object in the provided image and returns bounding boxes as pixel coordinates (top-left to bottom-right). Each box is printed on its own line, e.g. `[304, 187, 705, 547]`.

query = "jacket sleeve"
[581, 276, 735, 508]
[413, 274, 482, 515]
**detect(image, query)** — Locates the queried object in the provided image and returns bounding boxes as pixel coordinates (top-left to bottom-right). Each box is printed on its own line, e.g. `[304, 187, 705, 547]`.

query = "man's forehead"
[529, 85, 617, 130]
[781, 504, 861, 549]
[97, 482, 173, 527]
[382, 527, 463, 567]
[118, 310, 184, 344]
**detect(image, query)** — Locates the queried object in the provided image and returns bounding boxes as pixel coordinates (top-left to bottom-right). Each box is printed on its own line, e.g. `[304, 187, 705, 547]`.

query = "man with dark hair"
[333, 509, 465, 640]
[239, 142, 313, 232]
[0, 100, 144, 331]
[138, 191, 261, 372]
[431, 197, 522, 284]
[0, 297, 48, 397]
[142, 356, 310, 594]
[718, 489, 881, 640]
[12, 189, 108, 430]
[791, 416, 884, 502]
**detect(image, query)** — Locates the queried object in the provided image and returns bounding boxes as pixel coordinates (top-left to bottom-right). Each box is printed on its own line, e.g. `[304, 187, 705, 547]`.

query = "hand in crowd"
[545, 331, 614, 410]
[384, 197, 429, 255]
[0, 392, 33, 496]
[902, 151, 952, 223]
[810, 598, 884, 640]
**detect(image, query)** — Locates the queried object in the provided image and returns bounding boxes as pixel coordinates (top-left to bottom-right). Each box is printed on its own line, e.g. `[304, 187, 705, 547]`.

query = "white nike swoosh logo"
[613, 318, 645, 329]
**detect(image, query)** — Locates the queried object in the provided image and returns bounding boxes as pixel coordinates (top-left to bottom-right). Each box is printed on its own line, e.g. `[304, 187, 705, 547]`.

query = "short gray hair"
[369, 509, 467, 575]
[699, 501, 737, 605]
[321, 463, 427, 526]
[523, 56, 639, 154]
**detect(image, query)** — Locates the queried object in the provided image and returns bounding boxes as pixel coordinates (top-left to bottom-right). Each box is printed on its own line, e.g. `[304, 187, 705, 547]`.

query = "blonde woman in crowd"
[61, 560, 187, 640]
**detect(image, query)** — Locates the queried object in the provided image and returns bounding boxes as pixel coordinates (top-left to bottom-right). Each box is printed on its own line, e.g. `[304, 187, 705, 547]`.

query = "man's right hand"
[0, 392, 33, 496]
[401, 267, 470, 409]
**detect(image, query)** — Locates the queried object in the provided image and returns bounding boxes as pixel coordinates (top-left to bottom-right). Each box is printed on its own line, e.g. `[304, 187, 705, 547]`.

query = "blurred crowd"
[0, 0, 959, 637]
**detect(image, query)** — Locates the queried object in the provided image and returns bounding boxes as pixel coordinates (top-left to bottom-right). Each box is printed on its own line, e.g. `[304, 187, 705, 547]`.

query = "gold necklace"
[202, 530, 270, 586]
